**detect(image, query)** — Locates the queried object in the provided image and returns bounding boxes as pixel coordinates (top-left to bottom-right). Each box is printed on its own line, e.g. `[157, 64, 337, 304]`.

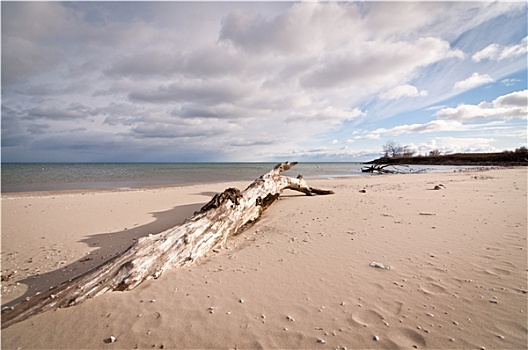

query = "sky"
[1, 1, 527, 163]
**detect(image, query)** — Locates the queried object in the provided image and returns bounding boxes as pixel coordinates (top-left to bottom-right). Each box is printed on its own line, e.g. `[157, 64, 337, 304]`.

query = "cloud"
[286, 107, 365, 125]
[219, 2, 465, 96]
[346, 133, 381, 143]
[105, 51, 185, 78]
[379, 84, 428, 100]
[262, 144, 381, 161]
[370, 120, 467, 136]
[228, 138, 277, 147]
[501, 78, 522, 87]
[301, 37, 463, 90]
[493, 89, 528, 108]
[128, 78, 256, 105]
[472, 36, 528, 62]
[16, 83, 85, 97]
[348, 118, 520, 148]
[98, 103, 148, 126]
[106, 46, 251, 80]
[27, 124, 51, 135]
[1, 106, 30, 147]
[24, 104, 96, 121]
[175, 104, 251, 120]
[472, 44, 500, 63]
[453, 72, 494, 90]
[364, 2, 526, 42]
[436, 90, 528, 120]
[130, 122, 236, 139]
[1, 2, 526, 162]
[219, 3, 362, 55]
[420, 137, 497, 154]
[1, 2, 79, 84]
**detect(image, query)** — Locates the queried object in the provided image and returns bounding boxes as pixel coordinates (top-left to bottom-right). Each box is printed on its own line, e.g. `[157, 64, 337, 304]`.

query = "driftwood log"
[361, 164, 426, 174]
[1, 162, 333, 329]
[361, 164, 399, 174]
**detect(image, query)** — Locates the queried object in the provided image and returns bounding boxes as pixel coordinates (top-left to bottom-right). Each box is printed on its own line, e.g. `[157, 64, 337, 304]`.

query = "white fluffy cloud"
[300, 37, 462, 91]
[454, 73, 494, 90]
[286, 107, 365, 125]
[436, 90, 528, 121]
[421, 137, 497, 154]
[346, 133, 381, 143]
[493, 89, 528, 109]
[379, 84, 428, 100]
[472, 36, 528, 62]
[371, 120, 467, 136]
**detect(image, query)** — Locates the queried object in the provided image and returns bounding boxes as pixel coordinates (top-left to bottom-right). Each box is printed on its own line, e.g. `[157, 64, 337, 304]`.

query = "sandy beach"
[1, 167, 526, 349]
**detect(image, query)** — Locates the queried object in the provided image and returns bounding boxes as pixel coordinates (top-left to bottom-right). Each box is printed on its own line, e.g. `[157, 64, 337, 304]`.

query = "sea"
[1, 162, 478, 193]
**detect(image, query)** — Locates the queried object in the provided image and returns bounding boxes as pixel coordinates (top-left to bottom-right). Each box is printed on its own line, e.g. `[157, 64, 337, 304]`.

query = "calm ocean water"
[1, 162, 470, 193]
[1, 163, 363, 193]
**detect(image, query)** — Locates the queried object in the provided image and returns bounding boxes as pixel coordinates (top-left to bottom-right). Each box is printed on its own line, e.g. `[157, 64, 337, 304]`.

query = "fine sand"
[1, 168, 527, 349]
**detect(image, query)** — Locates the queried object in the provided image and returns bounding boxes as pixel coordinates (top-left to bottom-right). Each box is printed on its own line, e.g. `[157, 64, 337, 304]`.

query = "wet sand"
[1, 168, 527, 349]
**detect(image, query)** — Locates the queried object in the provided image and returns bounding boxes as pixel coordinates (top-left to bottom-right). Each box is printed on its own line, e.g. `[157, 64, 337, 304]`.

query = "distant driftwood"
[361, 164, 425, 174]
[1, 162, 333, 329]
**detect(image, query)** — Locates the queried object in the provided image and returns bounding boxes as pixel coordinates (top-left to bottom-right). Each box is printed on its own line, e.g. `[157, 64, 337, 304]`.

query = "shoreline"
[2, 167, 526, 349]
[0, 182, 211, 199]
[1, 162, 501, 194]
[1, 165, 508, 198]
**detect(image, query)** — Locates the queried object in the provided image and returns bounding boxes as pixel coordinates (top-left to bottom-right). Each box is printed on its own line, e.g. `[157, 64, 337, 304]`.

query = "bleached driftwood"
[361, 164, 427, 174]
[1, 162, 333, 329]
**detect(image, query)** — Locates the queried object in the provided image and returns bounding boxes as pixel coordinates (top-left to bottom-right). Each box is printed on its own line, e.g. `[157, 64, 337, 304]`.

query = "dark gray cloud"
[106, 46, 247, 79]
[100, 103, 148, 126]
[27, 127, 119, 154]
[16, 84, 65, 97]
[105, 51, 185, 78]
[1, 2, 83, 85]
[130, 122, 227, 139]
[228, 138, 276, 147]
[175, 104, 251, 120]
[1, 106, 30, 148]
[23, 103, 97, 121]
[1, 134, 28, 148]
[26, 123, 51, 135]
[128, 79, 254, 105]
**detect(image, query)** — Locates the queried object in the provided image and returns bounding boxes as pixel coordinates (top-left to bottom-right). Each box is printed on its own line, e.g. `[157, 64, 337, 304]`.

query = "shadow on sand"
[2, 187, 306, 310]
[2, 201, 204, 309]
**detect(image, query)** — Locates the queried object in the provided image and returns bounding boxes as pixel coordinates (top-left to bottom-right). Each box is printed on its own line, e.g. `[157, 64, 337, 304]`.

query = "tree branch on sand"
[1, 162, 333, 329]
[361, 164, 426, 174]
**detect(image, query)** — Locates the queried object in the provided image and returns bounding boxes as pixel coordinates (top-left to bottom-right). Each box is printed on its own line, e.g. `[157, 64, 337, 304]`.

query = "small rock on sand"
[370, 262, 390, 270]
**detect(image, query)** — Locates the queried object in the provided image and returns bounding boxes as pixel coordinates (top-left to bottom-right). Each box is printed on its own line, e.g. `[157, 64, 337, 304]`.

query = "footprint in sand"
[498, 260, 516, 269]
[484, 267, 511, 276]
[419, 282, 446, 295]
[372, 282, 385, 291]
[349, 309, 385, 327]
[388, 328, 427, 348]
